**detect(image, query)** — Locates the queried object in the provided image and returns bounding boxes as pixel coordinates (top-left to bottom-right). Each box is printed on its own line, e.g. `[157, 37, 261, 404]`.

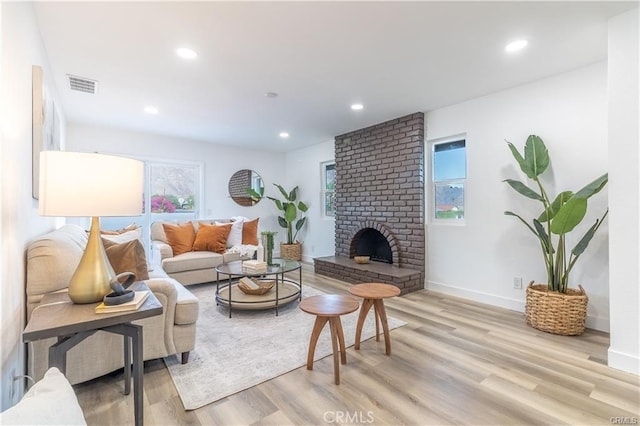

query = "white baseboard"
[426, 280, 525, 313]
[426, 280, 610, 332]
[608, 348, 640, 375]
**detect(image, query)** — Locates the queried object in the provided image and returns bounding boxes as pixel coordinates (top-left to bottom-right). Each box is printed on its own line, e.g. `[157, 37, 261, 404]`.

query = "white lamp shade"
[39, 151, 144, 217]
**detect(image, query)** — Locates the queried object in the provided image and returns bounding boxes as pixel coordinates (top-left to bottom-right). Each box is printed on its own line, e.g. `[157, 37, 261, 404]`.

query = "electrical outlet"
[513, 277, 523, 289]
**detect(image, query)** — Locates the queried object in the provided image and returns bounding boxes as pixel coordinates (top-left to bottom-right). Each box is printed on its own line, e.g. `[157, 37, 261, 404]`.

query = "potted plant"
[504, 135, 608, 335]
[260, 230, 277, 266]
[262, 184, 309, 260]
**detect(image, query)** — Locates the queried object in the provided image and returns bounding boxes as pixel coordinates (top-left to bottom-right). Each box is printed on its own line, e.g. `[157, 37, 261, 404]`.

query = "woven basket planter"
[280, 243, 301, 261]
[525, 282, 588, 336]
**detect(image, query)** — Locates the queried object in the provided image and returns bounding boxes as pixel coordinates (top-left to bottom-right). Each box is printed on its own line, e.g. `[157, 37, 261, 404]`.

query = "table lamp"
[39, 151, 144, 304]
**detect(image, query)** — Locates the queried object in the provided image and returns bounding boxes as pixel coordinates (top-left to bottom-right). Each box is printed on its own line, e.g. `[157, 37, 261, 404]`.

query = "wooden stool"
[349, 283, 400, 356]
[299, 294, 359, 385]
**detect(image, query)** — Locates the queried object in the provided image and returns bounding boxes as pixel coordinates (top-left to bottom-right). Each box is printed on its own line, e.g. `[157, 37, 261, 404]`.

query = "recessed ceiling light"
[279, 132, 290, 139]
[176, 47, 198, 60]
[505, 39, 528, 53]
[351, 103, 364, 110]
[144, 106, 158, 115]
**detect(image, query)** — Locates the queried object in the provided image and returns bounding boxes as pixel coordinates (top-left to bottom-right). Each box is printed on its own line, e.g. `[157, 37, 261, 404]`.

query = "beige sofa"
[151, 219, 254, 286]
[26, 224, 199, 385]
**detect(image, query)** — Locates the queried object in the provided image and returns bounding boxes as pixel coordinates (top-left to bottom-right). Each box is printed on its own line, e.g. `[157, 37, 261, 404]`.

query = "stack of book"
[242, 260, 267, 272]
[95, 290, 149, 314]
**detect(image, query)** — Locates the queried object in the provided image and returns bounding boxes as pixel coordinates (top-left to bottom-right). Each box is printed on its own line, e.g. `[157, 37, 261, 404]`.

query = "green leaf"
[504, 179, 544, 201]
[288, 186, 298, 202]
[571, 220, 599, 257]
[574, 173, 608, 199]
[533, 219, 553, 254]
[277, 216, 288, 228]
[284, 203, 297, 223]
[506, 141, 533, 179]
[295, 217, 307, 231]
[537, 191, 573, 222]
[550, 197, 587, 234]
[274, 183, 290, 201]
[524, 135, 549, 178]
[298, 201, 309, 212]
[266, 197, 283, 211]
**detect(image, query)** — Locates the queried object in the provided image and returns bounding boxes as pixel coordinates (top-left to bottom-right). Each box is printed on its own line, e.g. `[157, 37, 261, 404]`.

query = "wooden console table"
[23, 282, 162, 426]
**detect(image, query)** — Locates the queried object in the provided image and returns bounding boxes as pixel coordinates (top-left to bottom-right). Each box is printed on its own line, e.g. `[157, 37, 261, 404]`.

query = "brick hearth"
[314, 112, 425, 293]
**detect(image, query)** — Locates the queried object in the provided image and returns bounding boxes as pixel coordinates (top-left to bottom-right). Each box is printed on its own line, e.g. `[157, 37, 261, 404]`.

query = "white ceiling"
[34, 1, 636, 152]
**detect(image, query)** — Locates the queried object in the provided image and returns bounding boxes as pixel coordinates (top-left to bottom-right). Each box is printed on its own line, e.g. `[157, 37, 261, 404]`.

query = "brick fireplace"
[314, 112, 425, 294]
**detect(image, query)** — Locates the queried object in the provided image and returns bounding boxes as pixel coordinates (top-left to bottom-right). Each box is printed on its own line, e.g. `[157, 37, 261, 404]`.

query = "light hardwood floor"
[74, 266, 640, 425]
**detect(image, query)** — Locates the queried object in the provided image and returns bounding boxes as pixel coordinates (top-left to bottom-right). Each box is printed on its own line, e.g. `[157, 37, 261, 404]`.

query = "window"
[431, 138, 466, 220]
[101, 159, 202, 256]
[321, 161, 336, 217]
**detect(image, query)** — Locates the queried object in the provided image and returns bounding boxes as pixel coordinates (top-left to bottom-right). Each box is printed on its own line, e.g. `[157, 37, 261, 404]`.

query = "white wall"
[426, 62, 610, 331]
[607, 9, 639, 375]
[0, 3, 64, 409]
[285, 140, 335, 263]
[66, 125, 286, 236]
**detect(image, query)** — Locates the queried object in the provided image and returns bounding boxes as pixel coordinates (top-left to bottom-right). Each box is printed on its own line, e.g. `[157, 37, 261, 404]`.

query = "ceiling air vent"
[67, 75, 98, 94]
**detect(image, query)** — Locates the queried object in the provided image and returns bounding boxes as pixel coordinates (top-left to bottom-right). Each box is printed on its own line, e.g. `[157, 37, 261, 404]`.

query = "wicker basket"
[238, 279, 275, 295]
[280, 243, 301, 261]
[525, 282, 588, 336]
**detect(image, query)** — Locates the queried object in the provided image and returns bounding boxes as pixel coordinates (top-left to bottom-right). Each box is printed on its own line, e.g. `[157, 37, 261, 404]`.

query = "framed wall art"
[32, 64, 61, 199]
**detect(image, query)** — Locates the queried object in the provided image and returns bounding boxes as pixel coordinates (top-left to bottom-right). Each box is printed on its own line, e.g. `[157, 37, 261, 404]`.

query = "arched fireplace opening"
[351, 228, 393, 264]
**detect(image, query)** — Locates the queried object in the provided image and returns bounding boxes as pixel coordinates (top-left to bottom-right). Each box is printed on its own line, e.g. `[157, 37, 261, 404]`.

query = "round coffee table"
[215, 259, 302, 317]
[299, 294, 360, 385]
[348, 283, 400, 355]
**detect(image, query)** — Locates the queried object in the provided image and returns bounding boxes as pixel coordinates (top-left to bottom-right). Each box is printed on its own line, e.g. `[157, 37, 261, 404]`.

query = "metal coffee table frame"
[215, 259, 302, 317]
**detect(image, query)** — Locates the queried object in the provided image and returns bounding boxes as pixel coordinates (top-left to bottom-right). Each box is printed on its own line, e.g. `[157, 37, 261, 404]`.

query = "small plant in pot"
[250, 183, 308, 261]
[504, 135, 608, 335]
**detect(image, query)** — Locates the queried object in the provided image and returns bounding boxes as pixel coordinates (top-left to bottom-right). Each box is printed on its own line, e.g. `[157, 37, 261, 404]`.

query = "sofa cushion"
[242, 217, 259, 245]
[162, 222, 196, 256]
[192, 223, 232, 253]
[174, 282, 200, 325]
[102, 238, 150, 281]
[26, 225, 87, 309]
[162, 251, 224, 274]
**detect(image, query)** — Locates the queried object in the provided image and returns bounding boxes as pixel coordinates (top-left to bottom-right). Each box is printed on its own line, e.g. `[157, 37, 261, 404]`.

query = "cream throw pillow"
[218, 218, 244, 248]
[0, 367, 86, 425]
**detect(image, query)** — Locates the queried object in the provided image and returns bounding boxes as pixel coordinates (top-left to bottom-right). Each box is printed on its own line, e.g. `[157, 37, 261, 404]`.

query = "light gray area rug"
[164, 284, 406, 410]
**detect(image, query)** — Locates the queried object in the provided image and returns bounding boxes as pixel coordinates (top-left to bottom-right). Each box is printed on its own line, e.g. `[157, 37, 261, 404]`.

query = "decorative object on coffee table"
[38, 151, 143, 304]
[261, 230, 277, 266]
[238, 277, 275, 295]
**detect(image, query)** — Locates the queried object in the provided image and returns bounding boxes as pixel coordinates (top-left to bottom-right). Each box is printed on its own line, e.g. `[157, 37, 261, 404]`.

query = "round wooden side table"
[349, 283, 400, 356]
[299, 294, 359, 385]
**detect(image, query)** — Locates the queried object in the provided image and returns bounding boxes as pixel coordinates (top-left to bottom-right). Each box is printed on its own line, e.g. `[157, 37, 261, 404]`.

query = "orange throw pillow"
[103, 238, 150, 281]
[242, 218, 259, 245]
[193, 223, 232, 254]
[162, 222, 196, 256]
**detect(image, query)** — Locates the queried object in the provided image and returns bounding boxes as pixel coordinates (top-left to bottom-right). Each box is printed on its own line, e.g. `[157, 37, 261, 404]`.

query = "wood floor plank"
[71, 265, 640, 425]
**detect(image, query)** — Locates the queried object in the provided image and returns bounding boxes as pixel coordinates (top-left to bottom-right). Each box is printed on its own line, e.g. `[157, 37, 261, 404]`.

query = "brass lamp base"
[68, 216, 116, 304]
